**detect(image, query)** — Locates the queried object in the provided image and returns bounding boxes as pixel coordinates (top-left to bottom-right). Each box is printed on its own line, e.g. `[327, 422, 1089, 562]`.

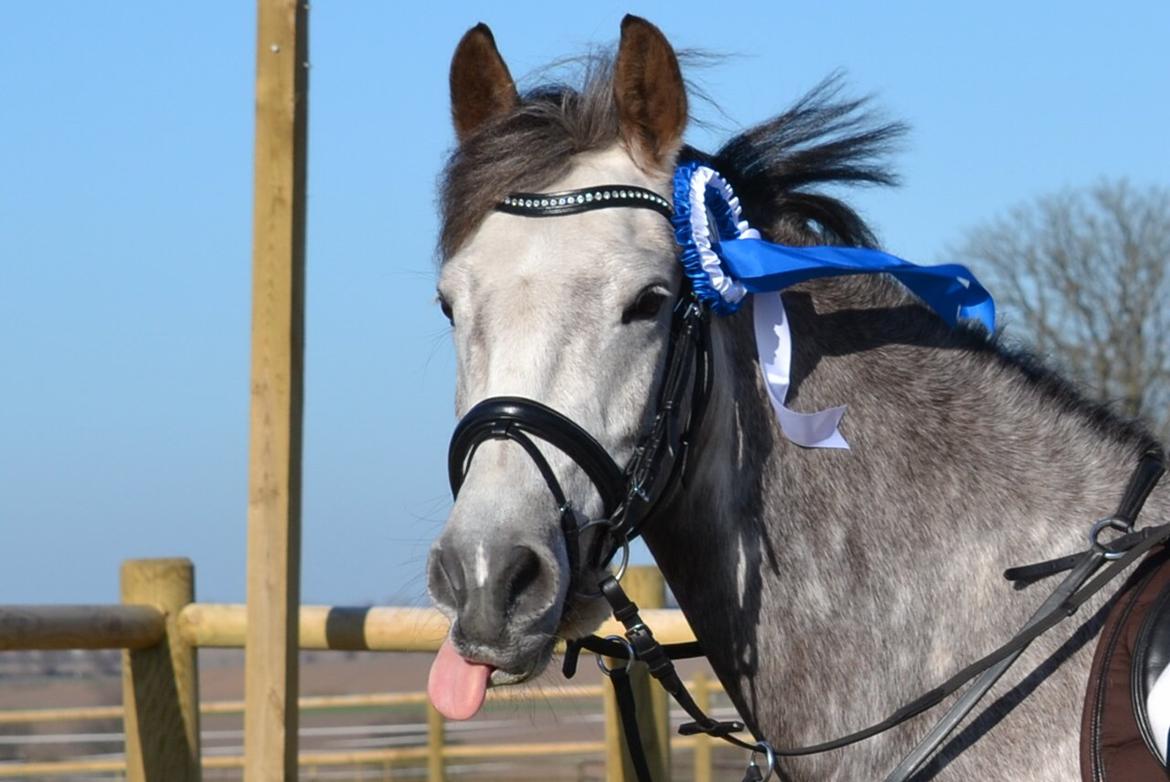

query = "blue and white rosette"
[671, 160, 996, 449]
[672, 163, 755, 315]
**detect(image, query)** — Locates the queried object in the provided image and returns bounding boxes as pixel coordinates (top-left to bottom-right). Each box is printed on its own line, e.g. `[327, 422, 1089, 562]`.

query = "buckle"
[1089, 516, 1133, 560]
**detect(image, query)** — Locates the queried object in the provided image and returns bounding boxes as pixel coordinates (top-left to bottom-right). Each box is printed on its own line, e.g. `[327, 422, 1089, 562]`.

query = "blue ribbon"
[671, 159, 996, 333]
[717, 239, 996, 332]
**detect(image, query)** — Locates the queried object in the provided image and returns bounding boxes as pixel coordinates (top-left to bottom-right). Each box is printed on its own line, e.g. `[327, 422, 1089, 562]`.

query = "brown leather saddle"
[1082, 547, 1170, 781]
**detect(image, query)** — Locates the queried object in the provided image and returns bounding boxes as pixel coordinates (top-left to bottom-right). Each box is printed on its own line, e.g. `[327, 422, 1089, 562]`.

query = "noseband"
[447, 183, 711, 591]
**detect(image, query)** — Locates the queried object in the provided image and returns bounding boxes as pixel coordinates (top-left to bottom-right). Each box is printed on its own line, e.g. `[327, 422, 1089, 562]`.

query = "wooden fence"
[0, 561, 736, 781]
[0, 675, 730, 780]
[3, 2, 744, 779]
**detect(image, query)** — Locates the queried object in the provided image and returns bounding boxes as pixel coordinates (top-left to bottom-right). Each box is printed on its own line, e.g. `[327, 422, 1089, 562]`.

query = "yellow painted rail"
[177, 603, 697, 650]
[0, 601, 696, 655]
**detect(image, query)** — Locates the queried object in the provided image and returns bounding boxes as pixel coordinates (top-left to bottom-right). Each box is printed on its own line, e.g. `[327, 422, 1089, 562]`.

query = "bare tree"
[954, 180, 1170, 441]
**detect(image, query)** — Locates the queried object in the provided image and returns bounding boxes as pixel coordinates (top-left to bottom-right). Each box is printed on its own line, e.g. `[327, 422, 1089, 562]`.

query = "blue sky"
[2, 2, 1168, 605]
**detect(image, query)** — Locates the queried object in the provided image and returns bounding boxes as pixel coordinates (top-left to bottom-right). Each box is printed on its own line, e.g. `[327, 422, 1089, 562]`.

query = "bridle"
[442, 175, 1170, 782]
[447, 183, 712, 591]
[445, 180, 761, 775]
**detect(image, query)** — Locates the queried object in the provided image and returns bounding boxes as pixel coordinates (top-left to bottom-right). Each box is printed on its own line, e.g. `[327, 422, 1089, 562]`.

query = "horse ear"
[450, 23, 519, 142]
[613, 15, 688, 170]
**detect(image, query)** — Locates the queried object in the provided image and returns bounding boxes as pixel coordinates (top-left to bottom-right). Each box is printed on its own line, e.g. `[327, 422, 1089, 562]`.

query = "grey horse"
[424, 15, 1166, 780]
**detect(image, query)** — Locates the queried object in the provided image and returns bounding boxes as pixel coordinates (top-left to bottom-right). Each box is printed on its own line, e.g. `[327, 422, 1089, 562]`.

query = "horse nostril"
[429, 546, 467, 611]
[435, 539, 558, 645]
[501, 545, 548, 620]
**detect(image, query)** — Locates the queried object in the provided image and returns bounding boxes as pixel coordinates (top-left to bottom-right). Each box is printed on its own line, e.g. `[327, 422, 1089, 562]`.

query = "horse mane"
[693, 74, 906, 249]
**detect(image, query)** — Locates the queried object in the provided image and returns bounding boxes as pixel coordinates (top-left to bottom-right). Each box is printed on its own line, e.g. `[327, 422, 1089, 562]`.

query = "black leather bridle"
[447, 183, 712, 590]
[445, 182, 759, 777]
[443, 177, 1170, 782]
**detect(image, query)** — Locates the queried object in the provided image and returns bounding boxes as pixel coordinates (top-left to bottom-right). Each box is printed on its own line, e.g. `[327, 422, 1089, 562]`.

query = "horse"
[423, 15, 1168, 780]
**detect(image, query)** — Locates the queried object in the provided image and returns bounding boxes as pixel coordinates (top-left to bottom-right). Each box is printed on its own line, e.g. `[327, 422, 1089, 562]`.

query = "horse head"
[426, 17, 694, 718]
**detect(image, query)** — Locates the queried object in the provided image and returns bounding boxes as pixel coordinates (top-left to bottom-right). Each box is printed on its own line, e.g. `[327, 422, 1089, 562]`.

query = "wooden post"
[692, 672, 711, 782]
[426, 702, 445, 782]
[122, 558, 201, 782]
[603, 566, 670, 782]
[242, 1, 308, 780]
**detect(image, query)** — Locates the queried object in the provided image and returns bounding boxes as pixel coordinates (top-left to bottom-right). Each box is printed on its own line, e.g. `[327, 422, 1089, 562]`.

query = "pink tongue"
[428, 637, 494, 720]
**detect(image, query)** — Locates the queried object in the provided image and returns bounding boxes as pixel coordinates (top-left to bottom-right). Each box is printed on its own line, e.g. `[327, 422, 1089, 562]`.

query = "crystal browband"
[498, 185, 673, 220]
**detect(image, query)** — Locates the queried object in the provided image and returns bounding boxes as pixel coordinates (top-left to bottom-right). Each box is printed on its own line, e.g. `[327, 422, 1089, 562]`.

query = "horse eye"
[622, 287, 669, 324]
[437, 295, 454, 326]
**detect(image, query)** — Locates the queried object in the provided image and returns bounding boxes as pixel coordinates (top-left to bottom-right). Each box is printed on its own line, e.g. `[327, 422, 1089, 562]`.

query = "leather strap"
[609, 666, 656, 781]
[770, 522, 1170, 761]
[571, 452, 1167, 781]
[449, 397, 626, 515]
[498, 185, 673, 220]
[1118, 449, 1167, 525]
[1006, 451, 1168, 588]
[885, 547, 1109, 780]
[569, 635, 705, 662]
[885, 450, 1167, 780]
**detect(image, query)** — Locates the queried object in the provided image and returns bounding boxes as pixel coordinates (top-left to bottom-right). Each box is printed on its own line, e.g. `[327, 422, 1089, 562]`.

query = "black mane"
[688, 74, 906, 249]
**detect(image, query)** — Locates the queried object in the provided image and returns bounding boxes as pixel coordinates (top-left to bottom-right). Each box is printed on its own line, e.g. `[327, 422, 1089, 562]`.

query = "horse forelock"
[438, 54, 624, 262]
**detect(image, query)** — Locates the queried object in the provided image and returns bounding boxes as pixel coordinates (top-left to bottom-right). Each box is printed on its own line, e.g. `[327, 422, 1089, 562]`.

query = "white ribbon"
[752, 291, 849, 450]
[682, 164, 850, 449]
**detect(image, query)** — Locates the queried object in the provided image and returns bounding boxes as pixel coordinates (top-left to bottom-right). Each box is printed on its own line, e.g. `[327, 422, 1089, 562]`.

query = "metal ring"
[576, 516, 613, 534]
[749, 741, 776, 782]
[1090, 517, 1133, 560]
[575, 537, 631, 598]
[595, 634, 636, 676]
[611, 539, 630, 583]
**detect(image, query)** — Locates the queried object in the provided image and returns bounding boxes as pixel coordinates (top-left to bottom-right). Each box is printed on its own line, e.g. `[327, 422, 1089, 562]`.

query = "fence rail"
[177, 603, 696, 650]
[0, 678, 731, 779]
[0, 606, 164, 651]
[0, 686, 613, 726]
[0, 561, 732, 781]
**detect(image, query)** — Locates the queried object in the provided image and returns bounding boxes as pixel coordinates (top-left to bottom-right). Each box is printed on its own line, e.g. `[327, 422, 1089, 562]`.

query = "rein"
[444, 179, 1170, 781]
[574, 448, 1169, 782]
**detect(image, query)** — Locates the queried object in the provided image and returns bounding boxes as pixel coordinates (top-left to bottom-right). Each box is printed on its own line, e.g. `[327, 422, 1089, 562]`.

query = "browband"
[498, 184, 673, 221]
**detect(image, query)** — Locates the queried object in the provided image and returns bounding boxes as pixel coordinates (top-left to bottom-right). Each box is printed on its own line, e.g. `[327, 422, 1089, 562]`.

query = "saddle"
[1081, 547, 1170, 781]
